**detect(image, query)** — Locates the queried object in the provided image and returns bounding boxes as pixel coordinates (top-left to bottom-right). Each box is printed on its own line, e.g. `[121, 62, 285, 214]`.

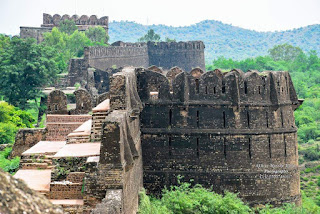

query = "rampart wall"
[84, 45, 149, 71]
[9, 128, 47, 158]
[147, 41, 205, 71]
[20, 13, 108, 43]
[41, 13, 108, 32]
[136, 68, 301, 206]
[84, 68, 143, 214]
[20, 27, 51, 43]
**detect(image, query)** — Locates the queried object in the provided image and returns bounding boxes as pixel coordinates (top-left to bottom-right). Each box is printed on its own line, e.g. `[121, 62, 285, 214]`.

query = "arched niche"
[74, 89, 92, 114]
[79, 15, 89, 25]
[136, 69, 170, 102]
[89, 15, 98, 25]
[52, 14, 61, 26]
[242, 71, 265, 102]
[61, 14, 70, 21]
[172, 72, 197, 101]
[47, 90, 67, 114]
[148, 65, 163, 74]
[199, 70, 223, 100]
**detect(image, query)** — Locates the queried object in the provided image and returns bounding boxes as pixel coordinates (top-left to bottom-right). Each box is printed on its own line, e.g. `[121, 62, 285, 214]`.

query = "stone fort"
[11, 13, 302, 214]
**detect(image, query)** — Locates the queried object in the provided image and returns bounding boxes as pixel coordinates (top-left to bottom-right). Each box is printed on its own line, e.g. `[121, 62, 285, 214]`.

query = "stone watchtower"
[20, 13, 109, 43]
[137, 68, 302, 206]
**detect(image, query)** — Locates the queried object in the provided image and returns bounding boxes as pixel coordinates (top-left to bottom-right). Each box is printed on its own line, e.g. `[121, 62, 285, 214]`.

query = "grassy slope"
[109, 20, 320, 61]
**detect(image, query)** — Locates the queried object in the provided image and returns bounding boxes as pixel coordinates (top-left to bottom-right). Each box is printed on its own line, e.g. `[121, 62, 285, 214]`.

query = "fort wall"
[20, 27, 51, 43]
[137, 68, 301, 206]
[147, 41, 206, 71]
[42, 13, 108, 33]
[84, 68, 143, 213]
[20, 13, 108, 43]
[9, 128, 47, 158]
[67, 41, 206, 90]
[68, 58, 88, 86]
[84, 45, 149, 71]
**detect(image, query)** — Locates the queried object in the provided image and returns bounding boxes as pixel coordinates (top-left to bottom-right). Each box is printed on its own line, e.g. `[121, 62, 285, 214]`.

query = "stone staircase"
[91, 99, 110, 142]
[46, 115, 91, 141]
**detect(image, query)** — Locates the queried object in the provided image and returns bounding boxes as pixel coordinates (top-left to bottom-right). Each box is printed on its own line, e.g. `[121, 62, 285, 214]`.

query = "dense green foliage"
[43, 28, 92, 70]
[139, 180, 251, 214]
[0, 35, 59, 109]
[58, 19, 78, 35]
[85, 26, 109, 45]
[0, 101, 34, 144]
[108, 20, 320, 61]
[268, 44, 303, 62]
[0, 147, 20, 174]
[0, 26, 108, 109]
[0, 101, 34, 173]
[43, 27, 108, 72]
[139, 180, 320, 214]
[138, 29, 161, 42]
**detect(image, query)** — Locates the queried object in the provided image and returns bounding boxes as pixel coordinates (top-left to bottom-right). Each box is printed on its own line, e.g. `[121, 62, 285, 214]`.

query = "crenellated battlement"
[42, 13, 108, 27]
[136, 68, 299, 107]
[85, 46, 148, 59]
[147, 41, 205, 50]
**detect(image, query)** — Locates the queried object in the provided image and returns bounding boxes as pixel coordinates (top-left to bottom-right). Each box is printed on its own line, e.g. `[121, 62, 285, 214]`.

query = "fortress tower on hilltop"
[20, 13, 109, 43]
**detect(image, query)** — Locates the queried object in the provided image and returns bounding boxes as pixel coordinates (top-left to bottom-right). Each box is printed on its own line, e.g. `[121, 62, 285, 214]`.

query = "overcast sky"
[1, 0, 319, 35]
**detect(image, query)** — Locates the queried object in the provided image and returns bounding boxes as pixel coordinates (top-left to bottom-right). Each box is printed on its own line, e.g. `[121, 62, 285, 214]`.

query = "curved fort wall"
[20, 13, 109, 43]
[73, 41, 205, 83]
[84, 45, 149, 71]
[136, 68, 301, 206]
[147, 41, 205, 71]
[41, 13, 108, 32]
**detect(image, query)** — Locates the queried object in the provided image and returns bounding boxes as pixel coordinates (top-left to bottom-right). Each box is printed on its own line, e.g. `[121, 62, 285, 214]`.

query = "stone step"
[48, 182, 83, 200]
[21, 162, 49, 170]
[21, 159, 52, 164]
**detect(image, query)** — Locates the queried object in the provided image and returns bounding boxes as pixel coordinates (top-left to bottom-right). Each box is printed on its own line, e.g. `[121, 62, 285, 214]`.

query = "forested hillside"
[109, 20, 320, 61]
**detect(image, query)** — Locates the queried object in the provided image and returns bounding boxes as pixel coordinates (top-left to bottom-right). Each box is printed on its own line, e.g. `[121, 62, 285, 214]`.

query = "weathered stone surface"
[0, 169, 63, 214]
[10, 128, 47, 158]
[21, 13, 109, 43]
[148, 41, 206, 71]
[73, 89, 92, 114]
[47, 90, 68, 114]
[92, 189, 122, 214]
[138, 69, 301, 206]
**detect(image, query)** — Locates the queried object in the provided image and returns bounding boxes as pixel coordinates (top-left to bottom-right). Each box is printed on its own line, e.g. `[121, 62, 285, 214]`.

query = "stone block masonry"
[66, 41, 205, 90]
[148, 41, 206, 71]
[20, 13, 109, 43]
[46, 115, 92, 141]
[10, 128, 47, 158]
[137, 68, 301, 206]
[10, 66, 302, 213]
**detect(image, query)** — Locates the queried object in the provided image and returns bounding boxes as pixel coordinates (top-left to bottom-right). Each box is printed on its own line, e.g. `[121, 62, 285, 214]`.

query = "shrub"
[0, 122, 18, 144]
[139, 179, 252, 214]
[139, 181, 320, 214]
[0, 147, 20, 174]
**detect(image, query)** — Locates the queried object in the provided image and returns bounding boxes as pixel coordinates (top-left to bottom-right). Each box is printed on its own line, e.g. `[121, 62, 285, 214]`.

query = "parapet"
[42, 13, 109, 27]
[147, 41, 206, 71]
[147, 41, 205, 50]
[136, 68, 299, 107]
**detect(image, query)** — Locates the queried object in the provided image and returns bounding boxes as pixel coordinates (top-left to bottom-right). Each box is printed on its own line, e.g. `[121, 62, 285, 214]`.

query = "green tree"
[43, 27, 93, 70]
[58, 19, 77, 35]
[0, 37, 58, 109]
[268, 43, 303, 61]
[165, 37, 176, 42]
[0, 101, 34, 144]
[138, 29, 161, 42]
[85, 26, 109, 45]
